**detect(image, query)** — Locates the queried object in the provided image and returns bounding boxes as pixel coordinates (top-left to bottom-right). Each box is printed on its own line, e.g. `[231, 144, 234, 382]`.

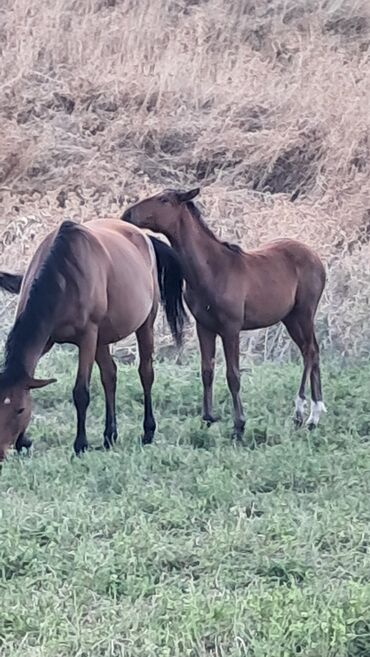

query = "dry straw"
[1, 0, 370, 363]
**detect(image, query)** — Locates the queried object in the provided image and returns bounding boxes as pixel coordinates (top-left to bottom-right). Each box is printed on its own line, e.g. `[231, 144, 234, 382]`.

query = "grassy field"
[1, 347, 370, 656]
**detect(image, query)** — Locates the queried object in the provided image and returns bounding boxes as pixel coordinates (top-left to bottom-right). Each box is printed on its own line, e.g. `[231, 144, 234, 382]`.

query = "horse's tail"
[0, 272, 23, 294]
[149, 236, 187, 347]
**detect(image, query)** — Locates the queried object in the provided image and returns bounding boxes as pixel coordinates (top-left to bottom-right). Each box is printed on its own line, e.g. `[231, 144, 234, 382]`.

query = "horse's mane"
[0, 220, 84, 388]
[185, 201, 242, 254]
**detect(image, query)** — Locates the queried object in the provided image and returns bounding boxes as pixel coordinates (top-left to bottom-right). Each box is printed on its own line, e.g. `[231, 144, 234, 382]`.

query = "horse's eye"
[160, 197, 170, 204]
[17, 408, 24, 415]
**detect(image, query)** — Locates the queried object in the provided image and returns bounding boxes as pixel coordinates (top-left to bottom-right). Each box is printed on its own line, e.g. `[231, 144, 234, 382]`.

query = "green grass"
[1, 348, 370, 656]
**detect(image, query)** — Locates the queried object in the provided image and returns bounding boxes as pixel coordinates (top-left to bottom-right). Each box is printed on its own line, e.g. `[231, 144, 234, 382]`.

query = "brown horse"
[0, 272, 23, 293]
[122, 188, 326, 439]
[0, 218, 186, 461]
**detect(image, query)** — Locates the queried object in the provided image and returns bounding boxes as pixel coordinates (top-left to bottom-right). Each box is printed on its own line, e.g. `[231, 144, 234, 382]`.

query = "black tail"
[0, 272, 24, 294]
[149, 236, 187, 346]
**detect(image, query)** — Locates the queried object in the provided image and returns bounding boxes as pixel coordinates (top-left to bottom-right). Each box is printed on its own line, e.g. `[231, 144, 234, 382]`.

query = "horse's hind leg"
[283, 315, 310, 426]
[283, 312, 325, 428]
[73, 327, 98, 455]
[307, 333, 326, 429]
[136, 314, 156, 445]
[96, 344, 117, 449]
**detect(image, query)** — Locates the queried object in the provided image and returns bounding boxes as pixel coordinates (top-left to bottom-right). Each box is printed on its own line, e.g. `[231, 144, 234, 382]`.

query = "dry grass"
[1, 0, 370, 359]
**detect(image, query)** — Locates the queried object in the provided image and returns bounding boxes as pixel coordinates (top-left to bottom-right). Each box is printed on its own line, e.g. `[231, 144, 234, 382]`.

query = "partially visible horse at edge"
[0, 219, 186, 462]
[0, 272, 23, 294]
[122, 188, 326, 440]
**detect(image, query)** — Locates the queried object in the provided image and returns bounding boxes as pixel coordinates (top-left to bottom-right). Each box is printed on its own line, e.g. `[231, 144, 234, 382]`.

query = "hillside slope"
[1, 0, 370, 357]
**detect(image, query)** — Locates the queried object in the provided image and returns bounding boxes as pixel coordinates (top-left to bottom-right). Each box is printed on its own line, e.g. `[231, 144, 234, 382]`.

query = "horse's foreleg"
[222, 333, 245, 441]
[136, 315, 156, 445]
[96, 344, 117, 449]
[73, 327, 98, 455]
[196, 322, 218, 425]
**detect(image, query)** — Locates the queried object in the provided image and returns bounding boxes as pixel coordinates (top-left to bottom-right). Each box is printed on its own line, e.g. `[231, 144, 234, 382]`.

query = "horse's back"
[235, 238, 325, 329]
[85, 219, 155, 266]
[245, 237, 325, 285]
[249, 237, 321, 262]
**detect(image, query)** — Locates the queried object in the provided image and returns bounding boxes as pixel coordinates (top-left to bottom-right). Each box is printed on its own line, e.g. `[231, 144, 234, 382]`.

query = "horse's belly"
[99, 306, 151, 343]
[185, 290, 241, 334]
[100, 279, 154, 343]
[243, 296, 295, 329]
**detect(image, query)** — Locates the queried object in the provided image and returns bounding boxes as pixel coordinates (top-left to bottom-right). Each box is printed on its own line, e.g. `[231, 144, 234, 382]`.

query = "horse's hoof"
[104, 431, 117, 450]
[141, 433, 154, 446]
[104, 432, 118, 450]
[231, 420, 246, 443]
[74, 443, 89, 456]
[306, 422, 316, 432]
[293, 415, 304, 428]
[203, 414, 219, 428]
[231, 427, 245, 443]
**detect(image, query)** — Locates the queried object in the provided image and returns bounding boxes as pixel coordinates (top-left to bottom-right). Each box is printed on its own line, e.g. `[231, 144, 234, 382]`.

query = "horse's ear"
[26, 377, 57, 390]
[176, 188, 200, 203]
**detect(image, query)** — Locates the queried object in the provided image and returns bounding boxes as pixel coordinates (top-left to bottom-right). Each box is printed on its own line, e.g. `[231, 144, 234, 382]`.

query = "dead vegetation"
[1, 0, 370, 362]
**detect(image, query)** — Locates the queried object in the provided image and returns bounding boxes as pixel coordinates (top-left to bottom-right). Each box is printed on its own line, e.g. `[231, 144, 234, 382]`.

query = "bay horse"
[122, 188, 326, 440]
[0, 218, 186, 461]
[0, 272, 23, 293]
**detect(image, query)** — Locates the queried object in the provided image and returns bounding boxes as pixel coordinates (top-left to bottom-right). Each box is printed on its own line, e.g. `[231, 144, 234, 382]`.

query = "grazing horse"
[0, 219, 186, 461]
[122, 188, 326, 440]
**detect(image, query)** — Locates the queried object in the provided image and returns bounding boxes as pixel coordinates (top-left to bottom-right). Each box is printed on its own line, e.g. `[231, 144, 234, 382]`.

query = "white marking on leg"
[306, 400, 327, 427]
[295, 396, 306, 420]
[293, 396, 306, 426]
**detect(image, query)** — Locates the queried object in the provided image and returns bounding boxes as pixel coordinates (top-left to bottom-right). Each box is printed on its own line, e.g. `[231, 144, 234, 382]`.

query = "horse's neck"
[171, 209, 223, 291]
[23, 339, 47, 377]
[8, 316, 51, 380]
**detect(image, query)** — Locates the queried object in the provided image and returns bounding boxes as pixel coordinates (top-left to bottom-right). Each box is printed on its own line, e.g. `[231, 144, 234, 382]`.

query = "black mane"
[0, 220, 84, 388]
[186, 201, 242, 254]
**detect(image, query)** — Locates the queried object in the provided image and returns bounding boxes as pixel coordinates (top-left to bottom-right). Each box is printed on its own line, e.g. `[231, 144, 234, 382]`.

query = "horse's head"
[0, 375, 55, 461]
[122, 188, 200, 237]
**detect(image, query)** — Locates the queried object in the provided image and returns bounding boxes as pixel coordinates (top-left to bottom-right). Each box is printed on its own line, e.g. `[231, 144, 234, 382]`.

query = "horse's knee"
[139, 358, 154, 389]
[101, 357, 117, 385]
[226, 367, 240, 393]
[73, 382, 90, 409]
[304, 338, 319, 362]
[110, 359, 117, 381]
[312, 347, 320, 368]
[108, 358, 117, 380]
[202, 368, 214, 387]
[104, 366, 117, 391]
